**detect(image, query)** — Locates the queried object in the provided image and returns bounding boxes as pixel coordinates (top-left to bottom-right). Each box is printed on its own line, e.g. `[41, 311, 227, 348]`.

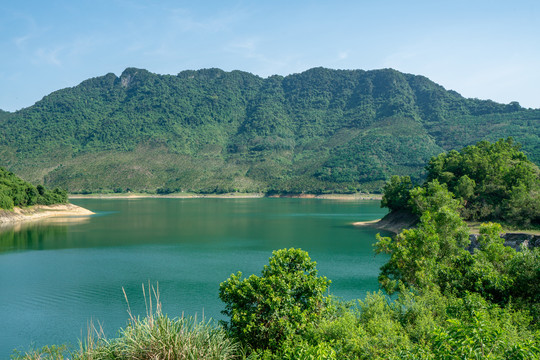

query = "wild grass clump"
[80, 314, 237, 360]
[11, 345, 67, 360]
[12, 283, 238, 360]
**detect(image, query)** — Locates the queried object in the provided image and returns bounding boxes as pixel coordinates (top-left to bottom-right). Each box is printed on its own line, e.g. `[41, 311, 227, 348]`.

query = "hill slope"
[0, 67, 538, 193]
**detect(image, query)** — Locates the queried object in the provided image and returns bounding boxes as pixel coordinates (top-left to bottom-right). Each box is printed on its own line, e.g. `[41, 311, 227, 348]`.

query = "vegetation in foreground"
[0, 167, 67, 210]
[11, 139, 540, 359]
[14, 200, 540, 359]
[13, 285, 239, 360]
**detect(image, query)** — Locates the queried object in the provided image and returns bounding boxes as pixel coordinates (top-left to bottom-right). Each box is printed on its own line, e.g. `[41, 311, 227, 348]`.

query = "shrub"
[219, 248, 330, 352]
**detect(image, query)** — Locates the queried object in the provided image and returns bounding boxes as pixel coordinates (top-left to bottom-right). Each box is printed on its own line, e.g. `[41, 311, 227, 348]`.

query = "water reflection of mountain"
[0, 217, 90, 253]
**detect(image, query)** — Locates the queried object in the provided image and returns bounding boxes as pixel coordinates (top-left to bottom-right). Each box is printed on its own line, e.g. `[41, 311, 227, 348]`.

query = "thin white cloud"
[168, 8, 239, 33]
[13, 34, 32, 49]
[337, 51, 349, 60]
[34, 47, 63, 66]
[228, 38, 259, 53]
[10, 14, 49, 51]
[28, 35, 97, 68]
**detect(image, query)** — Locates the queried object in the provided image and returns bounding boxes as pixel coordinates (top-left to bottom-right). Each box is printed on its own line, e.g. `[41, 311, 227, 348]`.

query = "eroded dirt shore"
[0, 203, 94, 226]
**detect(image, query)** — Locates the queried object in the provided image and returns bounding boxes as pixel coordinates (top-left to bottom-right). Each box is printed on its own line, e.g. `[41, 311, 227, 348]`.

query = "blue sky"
[1, 0, 539, 111]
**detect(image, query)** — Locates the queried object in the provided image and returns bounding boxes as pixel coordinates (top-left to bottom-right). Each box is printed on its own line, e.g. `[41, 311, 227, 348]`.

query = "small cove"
[0, 198, 389, 357]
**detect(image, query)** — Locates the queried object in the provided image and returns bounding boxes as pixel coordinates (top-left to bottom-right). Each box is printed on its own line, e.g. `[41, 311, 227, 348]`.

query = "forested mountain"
[0, 67, 538, 194]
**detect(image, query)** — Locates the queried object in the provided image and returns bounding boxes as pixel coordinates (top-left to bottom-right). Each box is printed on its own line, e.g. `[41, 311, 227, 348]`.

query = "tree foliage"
[376, 181, 470, 293]
[377, 176, 540, 321]
[380, 175, 413, 211]
[382, 138, 540, 227]
[218, 248, 330, 352]
[426, 138, 540, 226]
[0, 167, 67, 210]
[0, 68, 538, 194]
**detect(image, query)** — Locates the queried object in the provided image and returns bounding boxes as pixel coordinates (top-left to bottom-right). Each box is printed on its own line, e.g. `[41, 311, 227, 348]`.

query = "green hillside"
[0, 67, 538, 194]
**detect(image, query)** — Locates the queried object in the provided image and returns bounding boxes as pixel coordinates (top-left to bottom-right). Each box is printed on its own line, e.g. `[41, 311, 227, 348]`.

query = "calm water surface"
[0, 198, 389, 357]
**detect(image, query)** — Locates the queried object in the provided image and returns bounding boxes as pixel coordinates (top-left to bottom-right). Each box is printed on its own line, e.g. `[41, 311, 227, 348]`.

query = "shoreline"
[69, 193, 383, 200]
[353, 210, 419, 234]
[0, 203, 95, 226]
[352, 219, 381, 226]
[353, 218, 399, 234]
[353, 216, 540, 237]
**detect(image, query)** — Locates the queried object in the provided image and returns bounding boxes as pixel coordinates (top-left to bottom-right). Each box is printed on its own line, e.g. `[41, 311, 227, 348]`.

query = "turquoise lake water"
[0, 198, 389, 357]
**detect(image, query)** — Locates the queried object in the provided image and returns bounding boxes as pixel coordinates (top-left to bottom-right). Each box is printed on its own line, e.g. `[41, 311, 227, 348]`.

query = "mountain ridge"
[0, 67, 538, 194]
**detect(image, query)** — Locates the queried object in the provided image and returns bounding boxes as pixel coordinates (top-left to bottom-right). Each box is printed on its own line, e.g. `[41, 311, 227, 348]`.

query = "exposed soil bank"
[70, 193, 382, 200]
[267, 193, 382, 200]
[353, 210, 418, 234]
[354, 210, 540, 251]
[0, 203, 94, 226]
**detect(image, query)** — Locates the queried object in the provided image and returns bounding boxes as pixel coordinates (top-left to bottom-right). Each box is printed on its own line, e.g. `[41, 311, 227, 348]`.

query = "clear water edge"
[0, 198, 389, 357]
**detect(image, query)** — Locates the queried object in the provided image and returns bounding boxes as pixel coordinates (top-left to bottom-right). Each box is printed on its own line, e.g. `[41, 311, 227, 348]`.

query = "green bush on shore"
[382, 138, 540, 228]
[0, 167, 68, 210]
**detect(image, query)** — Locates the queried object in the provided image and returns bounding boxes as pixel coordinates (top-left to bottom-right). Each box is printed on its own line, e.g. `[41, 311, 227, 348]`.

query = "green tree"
[437, 223, 516, 303]
[408, 180, 460, 215]
[0, 189, 14, 210]
[425, 307, 540, 360]
[504, 183, 540, 227]
[0, 167, 68, 209]
[426, 138, 540, 226]
[25, 186, 38, 206]
[376, 181, 469, 293]
[454, 175, 475, 203]
[506, 246, 540, 322]
[381, 175, 413, 211]
[219, 248, 330, 352]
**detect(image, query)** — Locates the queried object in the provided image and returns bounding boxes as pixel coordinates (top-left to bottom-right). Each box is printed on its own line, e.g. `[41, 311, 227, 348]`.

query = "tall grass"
[12, 283, 239, 360]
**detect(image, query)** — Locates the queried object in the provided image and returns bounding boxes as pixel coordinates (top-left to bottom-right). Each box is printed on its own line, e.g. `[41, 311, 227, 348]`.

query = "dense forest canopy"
[382, 138, 540, 228]
[0, 67, 538, 194]
[0, 167, 67, 210]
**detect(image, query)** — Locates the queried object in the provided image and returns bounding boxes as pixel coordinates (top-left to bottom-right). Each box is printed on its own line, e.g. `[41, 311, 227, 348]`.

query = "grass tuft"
[13, 283, 239, 360]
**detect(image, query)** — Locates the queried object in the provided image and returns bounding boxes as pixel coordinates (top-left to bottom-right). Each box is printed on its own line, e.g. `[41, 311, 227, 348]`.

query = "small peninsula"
[0, 203, 94, 226]
[0, 167, 93, 226]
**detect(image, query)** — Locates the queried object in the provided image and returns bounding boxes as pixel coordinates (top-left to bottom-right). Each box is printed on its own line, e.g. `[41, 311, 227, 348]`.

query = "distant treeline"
[0, 167, 67, 210]
[0, 67, 538, 193]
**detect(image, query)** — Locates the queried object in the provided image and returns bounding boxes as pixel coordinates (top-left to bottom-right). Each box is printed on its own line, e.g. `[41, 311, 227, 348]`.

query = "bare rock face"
[120, 74, 132, 88]
[502, 233, 540, 249]
[468, 233, 540, 252]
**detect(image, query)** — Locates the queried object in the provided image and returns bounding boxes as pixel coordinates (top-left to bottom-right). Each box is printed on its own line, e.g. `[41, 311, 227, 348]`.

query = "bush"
[219, 248, 330, 352]
[0, 167, 68, 209]
[381, 175, 413, 211]
[0, 190, 14, 210]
